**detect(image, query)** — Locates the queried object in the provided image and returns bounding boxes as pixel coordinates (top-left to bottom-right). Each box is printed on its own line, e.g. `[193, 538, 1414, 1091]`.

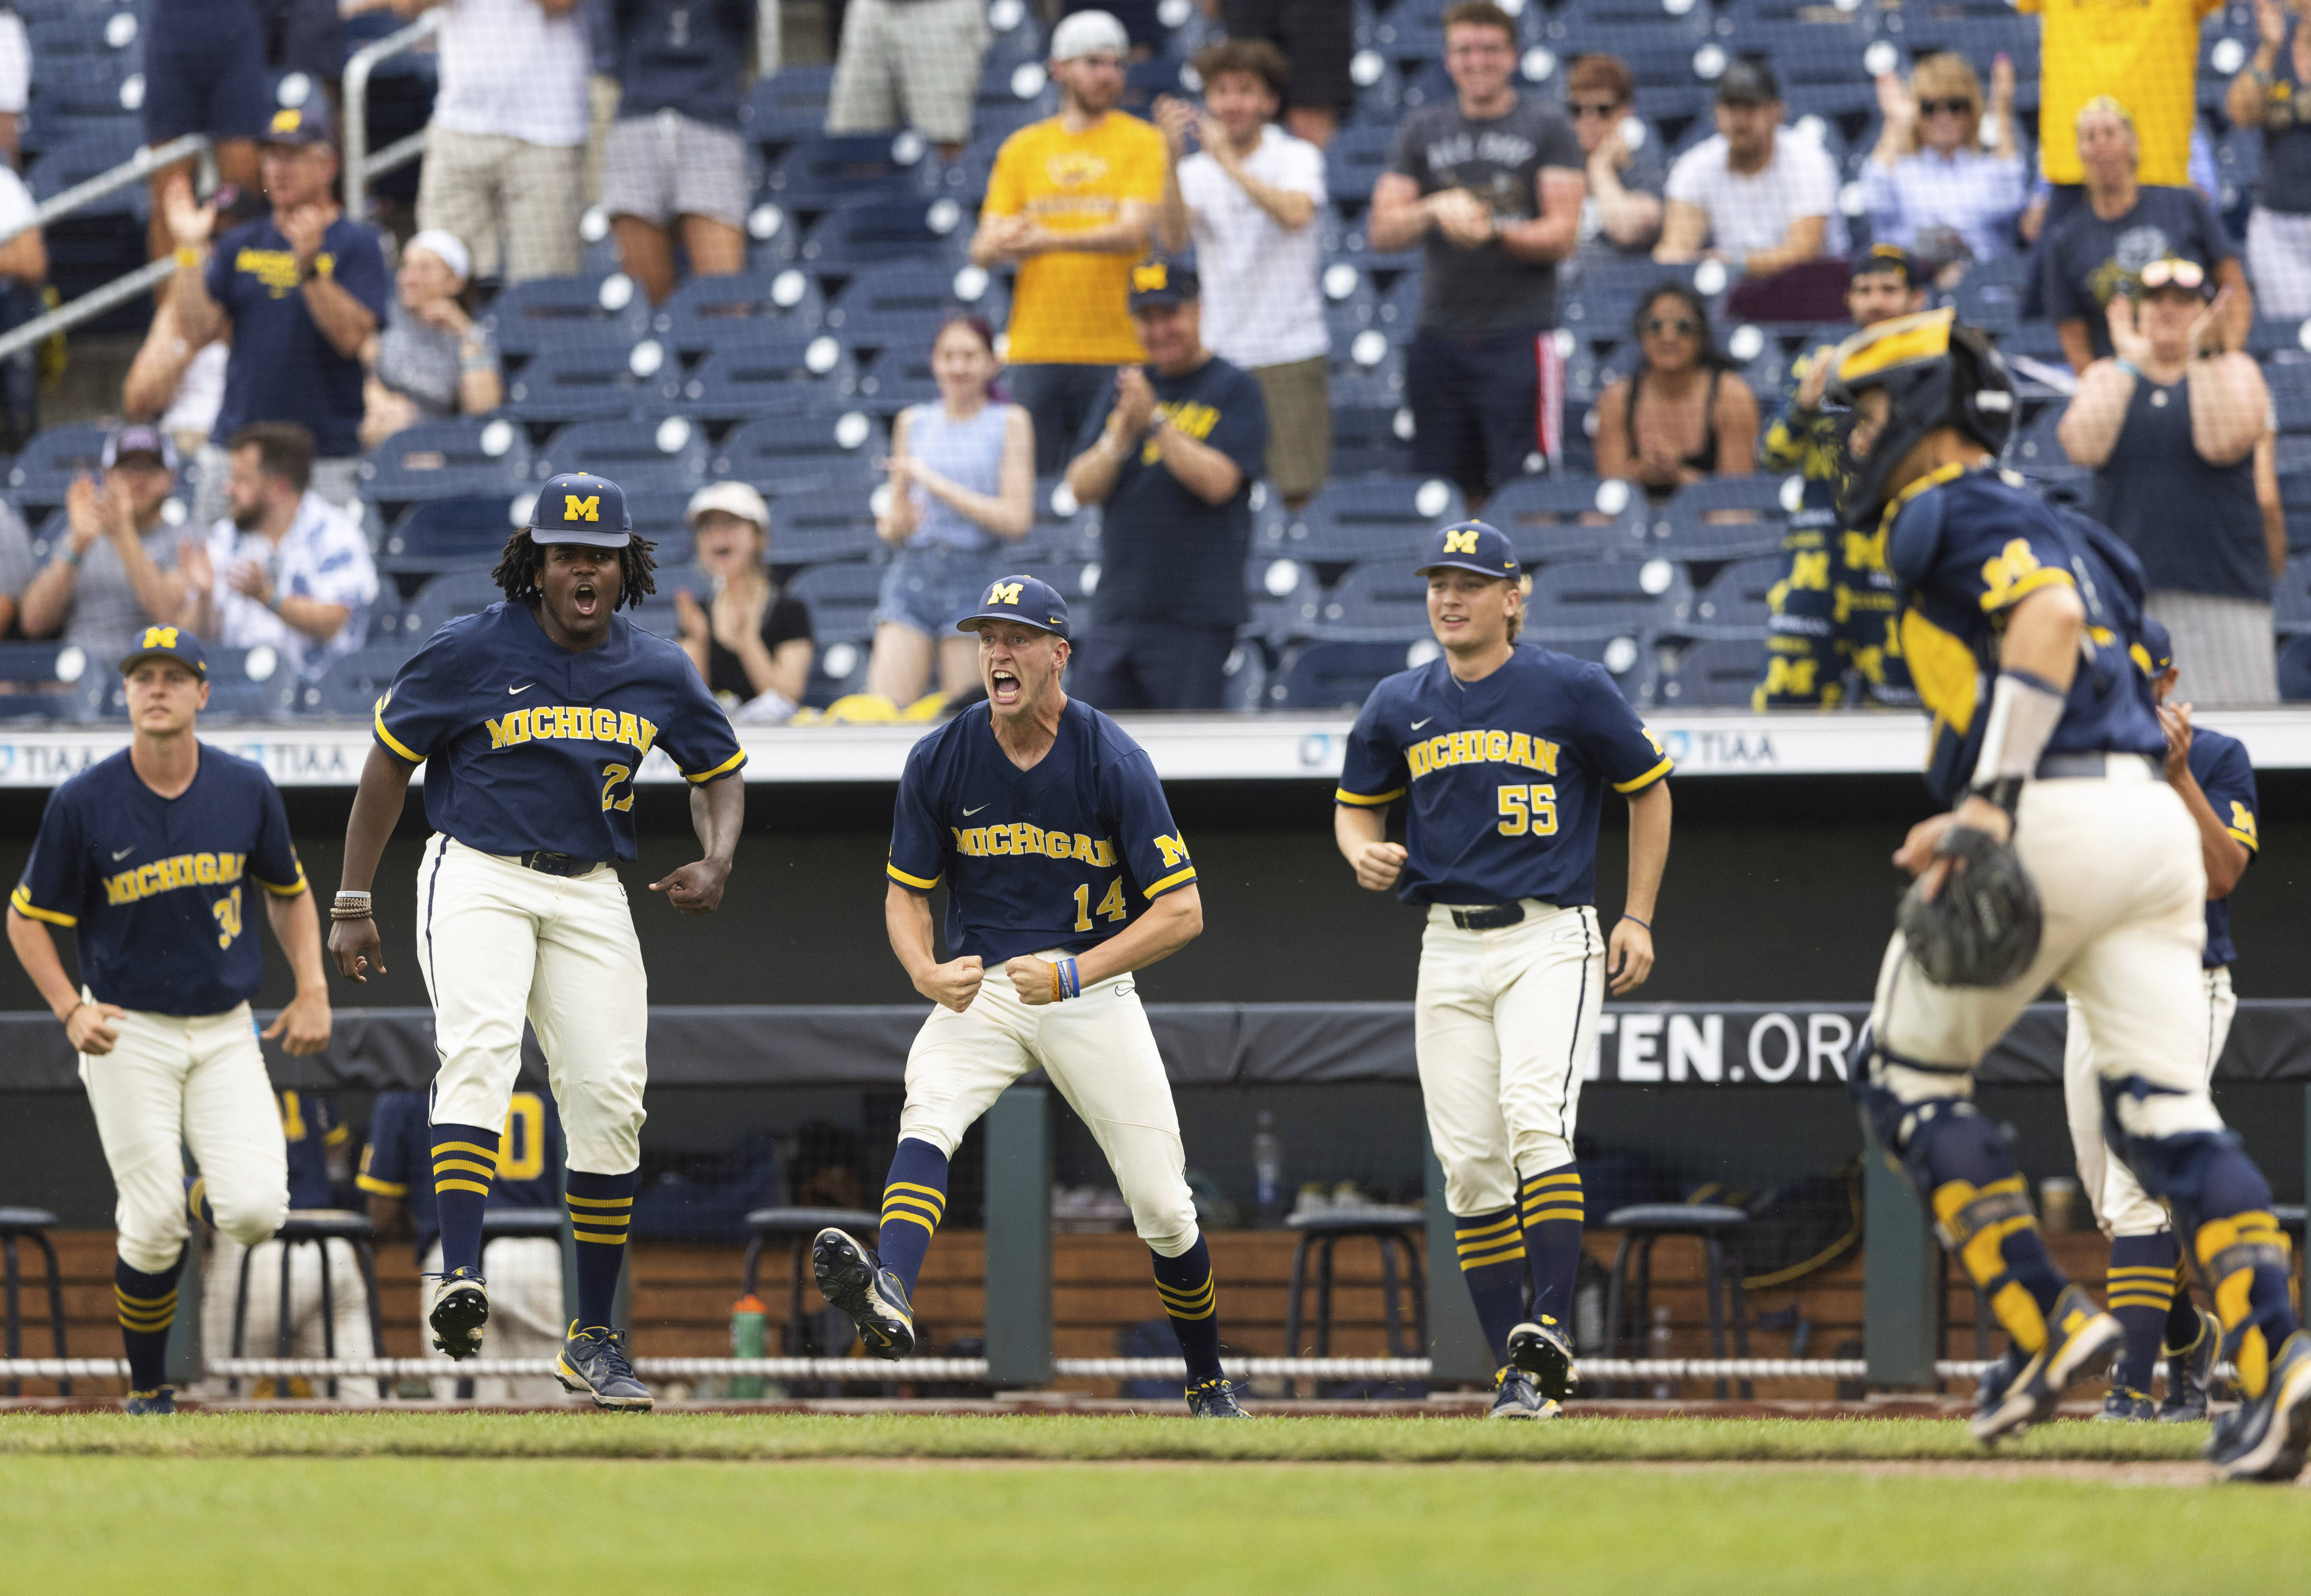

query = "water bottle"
[730, 1293, 768, 1399]
[1649, 1305, 1675, 1401]
[1252, 1110, 1284, 1228]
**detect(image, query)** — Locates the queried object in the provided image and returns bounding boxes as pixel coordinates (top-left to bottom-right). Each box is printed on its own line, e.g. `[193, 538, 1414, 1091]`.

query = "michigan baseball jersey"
[374, 600, 746, 860]
[1336, 646, 1672, 906]
[2185, 725, 2257, 967]
[1885, 464, 2165, 804]
[886, 699, 1197, 963]
[358, 1087, 565, 1258]
[279, 1089, 347, 1209]
[11, 746, 308, 1014]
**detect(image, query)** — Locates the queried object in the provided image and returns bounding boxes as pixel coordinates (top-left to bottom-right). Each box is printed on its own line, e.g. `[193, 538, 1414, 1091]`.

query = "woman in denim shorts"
[866, 315, 1036, 706]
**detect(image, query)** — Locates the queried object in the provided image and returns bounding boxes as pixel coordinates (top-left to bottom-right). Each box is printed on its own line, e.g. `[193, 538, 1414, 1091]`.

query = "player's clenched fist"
[65, 1000, 125, 1056]
[328, 914, 385, 982]
[1006, 955, 1060, 1006]
[1348, 839, 1407, 892]
[915, 955, 984, 1013]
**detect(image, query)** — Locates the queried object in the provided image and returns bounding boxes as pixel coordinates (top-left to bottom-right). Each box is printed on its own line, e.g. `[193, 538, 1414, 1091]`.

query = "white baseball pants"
[415, 836, 649, 1175]
[1415, 901, 1606, 1215]
[1866, 765, 2223, 1154]
[198, 1230, 379, 1403]
[420, 1237, 572, 1403]
[899, 956, 1200, 1256]
[2063, 965, 2237, 1236]
[78, 999, 288, 1274]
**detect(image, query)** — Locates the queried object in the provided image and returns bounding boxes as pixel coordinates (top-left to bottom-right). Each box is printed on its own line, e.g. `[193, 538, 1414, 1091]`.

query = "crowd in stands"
[0, 0, 2302, 723]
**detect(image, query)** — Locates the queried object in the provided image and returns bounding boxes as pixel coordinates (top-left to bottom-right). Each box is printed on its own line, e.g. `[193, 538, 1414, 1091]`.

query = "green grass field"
[6, 1414, 2304, 1595]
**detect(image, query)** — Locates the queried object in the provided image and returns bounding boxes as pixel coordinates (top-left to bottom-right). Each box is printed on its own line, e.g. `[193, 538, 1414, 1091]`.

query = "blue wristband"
[1058, 957, 1081, 1000]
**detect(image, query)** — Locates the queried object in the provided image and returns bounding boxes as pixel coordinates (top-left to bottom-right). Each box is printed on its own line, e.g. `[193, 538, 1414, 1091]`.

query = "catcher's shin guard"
[1935, 1173, 2063, 1353]
[2195, 1208, 2299, 1402]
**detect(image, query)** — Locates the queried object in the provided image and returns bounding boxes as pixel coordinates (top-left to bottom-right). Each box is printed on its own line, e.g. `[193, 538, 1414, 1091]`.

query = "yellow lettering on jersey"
[1790, 551, 1831, 590]
[987, 826, 1013, 856]
[1980, 538, 2044, 604]
[2230, 801, 2259, 849]
[617, 711, 641, 750]
[193, 853, 218, 885]
[561, 705, 588, 740]
[528, 706, 556, 741]
[592, 708, 618, 741]
[1153, 833, 1191, 869]
[1047, 832, 1074, 860]
[1483, 730, 1509, 764]
[102, 851, 248, 907]
[1012, 823, 1042, 856]
[1508, 732, 1532, 769]
[486, 712, 529, 748]
[637, 717, 659, 757]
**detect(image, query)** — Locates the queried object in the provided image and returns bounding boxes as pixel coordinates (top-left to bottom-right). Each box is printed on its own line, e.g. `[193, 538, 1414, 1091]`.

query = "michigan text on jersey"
[483, 705, 662, 756]
[1408, 730, 1563, 781]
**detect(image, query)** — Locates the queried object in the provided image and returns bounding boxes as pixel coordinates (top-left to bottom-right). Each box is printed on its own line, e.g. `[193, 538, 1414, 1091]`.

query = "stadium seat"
[712, 399, 887, 496]
[1364, 3, 1446, 63]
[2009, 404, 2083, 481]
[374, 495, 520, 578]
[741, 63, 837, 148]
[1544, 0, 1710, 37]
[533, 416, 709, 493]
[1264, 639, 1438, 710]
[1245, 554, 1321, 645]
[402, 569, 510, 643]
[2275, 559, 2311, 635]
[6, 424, 110, 515]
[1658, 636, 1767, 707]
[1324, 125, 1397, 206]
[2270, 365, 2311, 435]
[826, 260, 1009, 355]
[666, 330, 859, 422]
[785, 561, 887, 643]
[800, 196, 973, 269]
[1482, 475, 1648, 565]
[0, 639, 92, 719]
[504, 341, 670, 425]
[1307, 562, 1433, 643]
[623, 489, 697, 561]
[762, 132, 933, 214]
[1952, 253, 2033, 333]
[1024, 476, 1100, 566]
[971, 55, 1060, 142]
[481, 273, 651, 361]
[759, 484, 881, 566]
[1524, 556, 1695, 640]
[89, 645, 298, 721]
[928, 130, 1009, 210]
[2279, 633, 2311, 701]
[1330, 397, 1415, 477]
[1270, 474, 1466, 563]
[1552, 631, 1665, 708]
[2244, 315, 2311, 358]
[651, 267, 828, 355]
[1648, 476, 1794, 561]
[295, 644, 413, 717]
[1688, 554, 1784, 639]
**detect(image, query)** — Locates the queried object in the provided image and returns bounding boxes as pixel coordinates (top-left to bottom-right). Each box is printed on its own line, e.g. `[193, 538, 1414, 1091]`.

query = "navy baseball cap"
[1415, 520, 1521, 580]
[1852, 243, 1925, 290]
[2136, 615, 2175, 676]
[529, 472, 632, 549]
[956, 574, 1070, 638]
[119, 624, 206, 678]
[1129, 254, 1200, 311]
[263, 99, 334, 149]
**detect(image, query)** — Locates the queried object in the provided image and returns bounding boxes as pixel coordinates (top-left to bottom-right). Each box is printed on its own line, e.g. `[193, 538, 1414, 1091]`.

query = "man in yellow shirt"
[971, 9, 1164, 474]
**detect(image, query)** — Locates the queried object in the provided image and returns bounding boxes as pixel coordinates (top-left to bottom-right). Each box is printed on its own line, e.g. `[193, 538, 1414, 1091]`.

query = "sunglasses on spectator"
[1642, 316, 1700, 336]
[1572, 100, 1621, 118]
[2138, 258, 2206, 292]
[1917, 97, 1973, 116]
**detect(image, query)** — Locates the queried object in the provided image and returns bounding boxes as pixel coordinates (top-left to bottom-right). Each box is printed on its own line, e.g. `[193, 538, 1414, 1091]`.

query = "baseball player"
[327, 473, 747, 1412]
[813, 575, 1247, 1418]
[362, 1086, 572, 1402]
[1756, 244, 1929, 709]
[4, 626, 330, 1414]
[1834, 308, 2308, 1480]
[1335, 522, 1674, 1420]
[2063, 616, 2246, 1422]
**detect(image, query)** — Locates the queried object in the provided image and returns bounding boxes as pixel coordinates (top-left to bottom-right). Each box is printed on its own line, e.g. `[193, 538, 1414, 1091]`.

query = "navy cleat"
[1185, 1377, 1249, 1417]
[427, 1268, 490, 1361]
[123, 1386, 176, 1415]
[2207, 1329, 2311, 1482]
[555, 1323, 654, 1411]
[811, 1227, 914, 1360]
[2158, 1304, 2219, 1423]
[1488, 1365, 1547, 1419]
[1507, 1317, 1576, 1404]
[2098, 1386, 2154, 1422]
[1969, 1284, 2124, 1445]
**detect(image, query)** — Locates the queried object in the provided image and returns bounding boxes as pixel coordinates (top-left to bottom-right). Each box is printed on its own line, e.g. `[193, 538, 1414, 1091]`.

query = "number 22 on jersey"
[1072, 878, 1128, 931]
[1497, 783, 1558, 837]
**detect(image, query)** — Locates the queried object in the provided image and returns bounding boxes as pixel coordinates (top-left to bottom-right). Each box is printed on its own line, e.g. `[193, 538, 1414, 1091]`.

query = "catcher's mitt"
[1896, 824, 2042, 988]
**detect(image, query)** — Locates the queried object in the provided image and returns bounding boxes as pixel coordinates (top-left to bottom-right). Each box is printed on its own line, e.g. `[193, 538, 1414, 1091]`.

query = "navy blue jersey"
[2189, 725, 2257, 969]
[1337, 645, 1673, 907]
[279, 1089, 346, 1209]
[1886, 466, 2166, 806]
[358, 1087, 565, 1259]
[375, 601, 746, 860]
[886, 700, 1198, 964]
[11, 746, 307, 1015]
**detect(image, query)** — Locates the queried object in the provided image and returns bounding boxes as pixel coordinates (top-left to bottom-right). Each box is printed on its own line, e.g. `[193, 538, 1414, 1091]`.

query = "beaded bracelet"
[331, 890, 374, 921]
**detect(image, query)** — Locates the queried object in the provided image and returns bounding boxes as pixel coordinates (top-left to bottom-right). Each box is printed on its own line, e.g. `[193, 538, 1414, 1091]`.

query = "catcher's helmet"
[1825, 307, 2016, 530]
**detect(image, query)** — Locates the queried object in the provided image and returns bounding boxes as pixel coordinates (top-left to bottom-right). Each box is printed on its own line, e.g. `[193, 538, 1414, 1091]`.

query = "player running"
[2064, 616, 2248, 1422]
[328, 474, 746, 1412]
[1833, 308, 2310, 1479]
[1334, 522, 1674, 1420]
[813, 575, 1247, 1418]
[6, 627, 331, 1414]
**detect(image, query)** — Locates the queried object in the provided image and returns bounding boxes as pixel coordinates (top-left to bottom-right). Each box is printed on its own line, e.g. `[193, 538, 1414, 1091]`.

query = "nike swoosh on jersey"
[1411, 718, 1433, 729]
[112, 846, 135, 860]
[962, 804, 989, 815]
[508, 683, 534, 695]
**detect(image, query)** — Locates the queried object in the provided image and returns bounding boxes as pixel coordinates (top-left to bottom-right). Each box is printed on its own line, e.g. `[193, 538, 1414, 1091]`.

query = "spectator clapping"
[1863, 53, 2026, 284]
[18, 427, 190, 658]
[1592, 284, 1757, 495]
[1568, 54, 1665, 259]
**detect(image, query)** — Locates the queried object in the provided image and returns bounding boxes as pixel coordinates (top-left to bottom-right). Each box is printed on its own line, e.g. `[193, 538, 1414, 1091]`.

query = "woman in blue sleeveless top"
[867, 315, 1035, 706]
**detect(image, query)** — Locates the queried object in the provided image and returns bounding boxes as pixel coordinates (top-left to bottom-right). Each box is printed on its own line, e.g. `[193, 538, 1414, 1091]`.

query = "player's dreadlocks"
[490, 528, 659, 611]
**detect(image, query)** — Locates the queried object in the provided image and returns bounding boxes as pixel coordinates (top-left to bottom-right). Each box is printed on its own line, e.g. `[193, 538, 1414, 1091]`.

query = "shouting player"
[1834, 309, 2309, 1479]
[813, 575, 1247, 1417]
[6, 627, 330, 1414]
[328, 474, 746, 1412]
[2063, 616, 2248, 1421]
[1335, 522, 1673, 1419]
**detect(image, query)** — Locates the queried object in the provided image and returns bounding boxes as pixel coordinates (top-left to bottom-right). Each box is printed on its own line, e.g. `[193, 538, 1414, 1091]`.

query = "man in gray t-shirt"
[1367, 0, 1584, 506]
[17, 424, 186, 659]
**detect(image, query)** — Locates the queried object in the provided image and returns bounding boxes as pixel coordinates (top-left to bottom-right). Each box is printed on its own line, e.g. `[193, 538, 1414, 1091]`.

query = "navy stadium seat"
[0, 639, 92, 720]
[741, 64, 837, 147]
[786, 562, 887, 644]
[1523, 556, 1695, 640]
[712, 399, 886, 495]
[481, 273, 650, 361]
[665, 330, 858, 422]
[1647, 476, 1793, 560]
[759, 484, 881, 565]
[1688, 554, 1784, 639]
[1543, 0, 1710, 38]
[2270, 365, 2311, 434]
[825, 260, 1009, 355]
[761, 133, 933, 214]
[533, 416, 709, 493]
[294, 644, 414, 717]
[402, 570, 508, 644]
[6, 424, 110, 515]
[504, 341, 669, 426]
[1658, 636, 1767, 707]
[1025, 476, 1100, 566]
[651, 267, 828, 354]
[1329, 398, 1415, 477]
[1245, 553, 1320, 644]
[91, 645, 297, 721]
[2274, 559, 2311, 635]
[1324, 125, 1397, 207]
[1552, 631, 1665, 708]
[2279, 633, 2311, 701]
[800, 195, 973, 269]
[1482, 475, 1648, 565]
[623, 489, 697, 562]
[374, 495, 519, 578]
[1267, 474, 1466, 562]
[1364, 3, 1446, 63]
[2009, 404, 2082, 481]
[1264, 640, 1438, 711]
[1307, 562, 1432, 643]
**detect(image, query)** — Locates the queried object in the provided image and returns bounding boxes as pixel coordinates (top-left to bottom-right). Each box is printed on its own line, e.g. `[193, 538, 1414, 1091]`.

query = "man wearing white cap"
[361, 230, 504, 450]
[972, 9, 1165, 476]
[672, 481, 815, 719]
[824, 0, 994, 162]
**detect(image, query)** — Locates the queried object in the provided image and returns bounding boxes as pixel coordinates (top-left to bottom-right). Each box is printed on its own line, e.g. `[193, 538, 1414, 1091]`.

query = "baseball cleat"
[1969, 1285, 2123, 1445]
[1185, 1377, 1249, 1418]
[427, 1268, 490, 1361]
[2159, 1304, 2220, 1423]
[2206, 1329, 2311, 1482]
[123, 1386, 176, 1415]
[2097, 1386, 2154, 1422]
[1488, 1365, 1546, 1419]
[811, 1227, 914, 1360]
[1507, 1317, 1576, 1403]
[555, 1323, 653, 1411]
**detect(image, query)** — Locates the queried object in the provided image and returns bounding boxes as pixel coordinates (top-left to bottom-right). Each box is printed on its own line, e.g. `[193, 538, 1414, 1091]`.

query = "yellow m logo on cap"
[270, 109, 301, 134]
[988, 581, 1024, 605]
[141, 627, 179, 650]
[565, 495, 601, 523]
[1132, 263, 1168, 292]
[1443, 529, 1479, 555]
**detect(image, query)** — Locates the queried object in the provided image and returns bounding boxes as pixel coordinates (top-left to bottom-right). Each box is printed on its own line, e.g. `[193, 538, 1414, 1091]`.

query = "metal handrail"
[345, 10, 444, 220]
[0, 131, 211, 252]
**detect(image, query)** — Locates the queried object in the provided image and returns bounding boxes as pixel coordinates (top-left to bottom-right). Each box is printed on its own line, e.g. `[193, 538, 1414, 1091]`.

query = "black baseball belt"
[1449, 902, 1531, 932]
[515, 850, 603, 877]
